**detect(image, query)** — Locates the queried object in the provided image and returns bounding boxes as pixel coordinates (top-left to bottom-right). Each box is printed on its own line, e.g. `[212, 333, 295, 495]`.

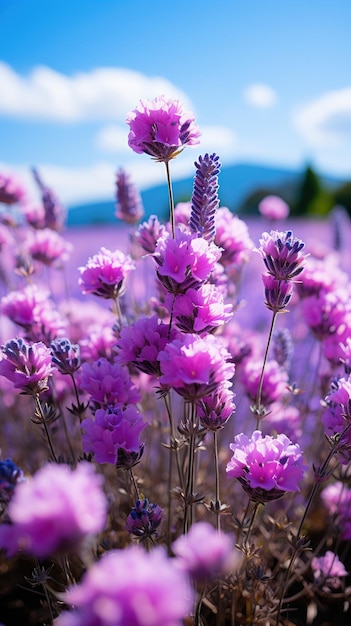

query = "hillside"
[66, 161, 344, 226]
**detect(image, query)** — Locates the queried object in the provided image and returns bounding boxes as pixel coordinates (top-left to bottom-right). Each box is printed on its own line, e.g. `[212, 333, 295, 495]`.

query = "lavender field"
[1, 96, 351, 626]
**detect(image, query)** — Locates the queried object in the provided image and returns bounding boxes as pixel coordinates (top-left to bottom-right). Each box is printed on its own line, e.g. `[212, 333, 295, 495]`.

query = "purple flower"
[32, 167, 66, 231]
[115, 168, 144, 224]
[0, 337, 55, 395]
[81, 404, 146, 466]
[258, 195, 289, 220]
[127, 96, 201, 163]
[311, 551, 348, 592]
[322, 482, 351, 540]
[132, 215, 167, 255]
[21, 202, 46, 229]
[215, 208, 254, 275]
[25, 228, 72, 266]
[125, 498, 163, 540]
[0, 171, 26, 205]
[79, 247, 135, 300]
[0, 458, 25, 504]
[158, 333, 234, 401]
[50, 338, 81, 375]
[190, 153, 221, 243]
[117, 315, 177, 377]
[273, 328, 293, 371]
[262, 274, 293, 313]
[226, 430, 305, 502]
[0, 462, 107, 557]
[171, 284, 233, 334]
[240, 359, 289, 407]
[197, 384, 235, 431]
[172, 522, 241, 583]
[154, 229, 222, 295]
[257, 230, 307, 281]
[79, 357, 141, 409]
[57, 544, 194, 626]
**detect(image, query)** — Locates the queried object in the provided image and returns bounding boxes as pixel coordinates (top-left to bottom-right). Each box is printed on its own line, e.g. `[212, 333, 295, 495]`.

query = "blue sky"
[1, 0, 351, 206]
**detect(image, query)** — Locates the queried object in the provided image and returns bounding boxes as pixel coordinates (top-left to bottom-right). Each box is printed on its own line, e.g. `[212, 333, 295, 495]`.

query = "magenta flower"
[197, 384, 235, 430]
[215, 208, 254, 275]
[158, 333, 234, 401]
[172, 522, 241, 583]
[0, 171, 26, 205]
[257, 230, 307, 281]
[262, 274, 293, 313]
[79, 247, 135, 300]
[240, 359, 289, 407]
[125, 498, 163, 540]
[0, 337, 55, 395]
[132, 215, 167, 256]
[322, 482, 351, 540]
[117, 315, 177, 377]
[312, 551, 348, 592]
[57, 545, 194, 626]
[127, 96, 201, 163]
[81, 404, 146, 467]
[79, 357, 141, 409]
[171, 284, 233, 334]
[25, 228, 72, 266]
[21, 202, 46, 229]
[226, 430, 305, 502]
[0, 462, 107, 557]
[115, 168, 144, 224]
[258, 195, 289, 220]
[154, 228, 222, 295]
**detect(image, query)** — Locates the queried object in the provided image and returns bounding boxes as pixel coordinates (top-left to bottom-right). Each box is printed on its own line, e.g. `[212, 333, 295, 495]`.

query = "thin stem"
[35, 395, 58, 463]
[255, 310, 278, 426]
[213, 430, 221, 532]
[129, 467, 140, 500]
[163, 393, 184, 490]
[184, 402, 197, 533]
[243, 501, 260, 548]
[113, 296, 123, 326]
[165, 160, 175, 238]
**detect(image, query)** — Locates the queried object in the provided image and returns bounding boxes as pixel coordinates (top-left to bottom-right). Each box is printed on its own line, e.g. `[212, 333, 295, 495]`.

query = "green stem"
[35, 395, 58, 463]
[165, 160, 175, 238]
[255, 310, 278, 426]
[184, 402, 197, 533]
[213, 430, 221, 532]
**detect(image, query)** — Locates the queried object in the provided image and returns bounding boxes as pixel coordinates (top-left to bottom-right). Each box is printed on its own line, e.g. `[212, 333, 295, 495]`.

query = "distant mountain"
[66, 162, 345, 226]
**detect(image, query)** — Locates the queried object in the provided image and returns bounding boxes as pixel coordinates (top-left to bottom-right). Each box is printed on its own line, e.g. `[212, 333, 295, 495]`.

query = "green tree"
[292, 165, 333, 216]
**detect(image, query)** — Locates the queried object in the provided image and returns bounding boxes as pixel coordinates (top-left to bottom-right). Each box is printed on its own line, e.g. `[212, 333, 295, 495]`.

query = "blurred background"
[1, 0, 351, 223]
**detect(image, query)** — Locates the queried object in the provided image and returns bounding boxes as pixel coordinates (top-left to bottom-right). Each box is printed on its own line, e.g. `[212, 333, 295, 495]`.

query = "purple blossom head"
[172, 522, 242, 583]
[296, 254, 348, 299]
[25, 228, 72, 266]
[262, 274, 293, 313]
[21, 202, 46, 229]
[197, 384, 236, 430]
[258, 195, 289, 221]
[215, 208, 254, 276]
[257, 230, 307, 281]
[0, 171, 26, 205]
[154, 228, 222, 295]
[322, 482, 351, 540]
[170, 284, 233, 334]
[50, 338, 81, 375]
[311, 551, 348, 592]
[117, 315, 177, 377]
[301, 287, 350, 346]
[240, 359, 289, 407]
[32, 167, 66, 231]
[57, 545, 194, 626]
[127, 96, 201, 163]
[79, 357, 141, 409]
[115, 168, 144, 224]
[81, 404, 146, 467]
[273, 328, 293, 371]
[0, 337, 55, 395]
[131, 215, 167, 256]
[0, 462, 107, 557]
[226, 430, 306, 502]
[125, 498, 163, 540]
[158, 333, 234, 401]
[0, 458, 25, 504]
[79, 247, 135, 300]
[190, 153, 221, 243]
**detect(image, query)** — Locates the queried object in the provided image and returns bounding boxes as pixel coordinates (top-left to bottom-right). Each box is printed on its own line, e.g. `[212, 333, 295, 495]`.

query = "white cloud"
[0, 61, 193, 122]
[293, 86, 351, 146]
[244, 83, 277, 108]
[95, 124, 130, 152]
